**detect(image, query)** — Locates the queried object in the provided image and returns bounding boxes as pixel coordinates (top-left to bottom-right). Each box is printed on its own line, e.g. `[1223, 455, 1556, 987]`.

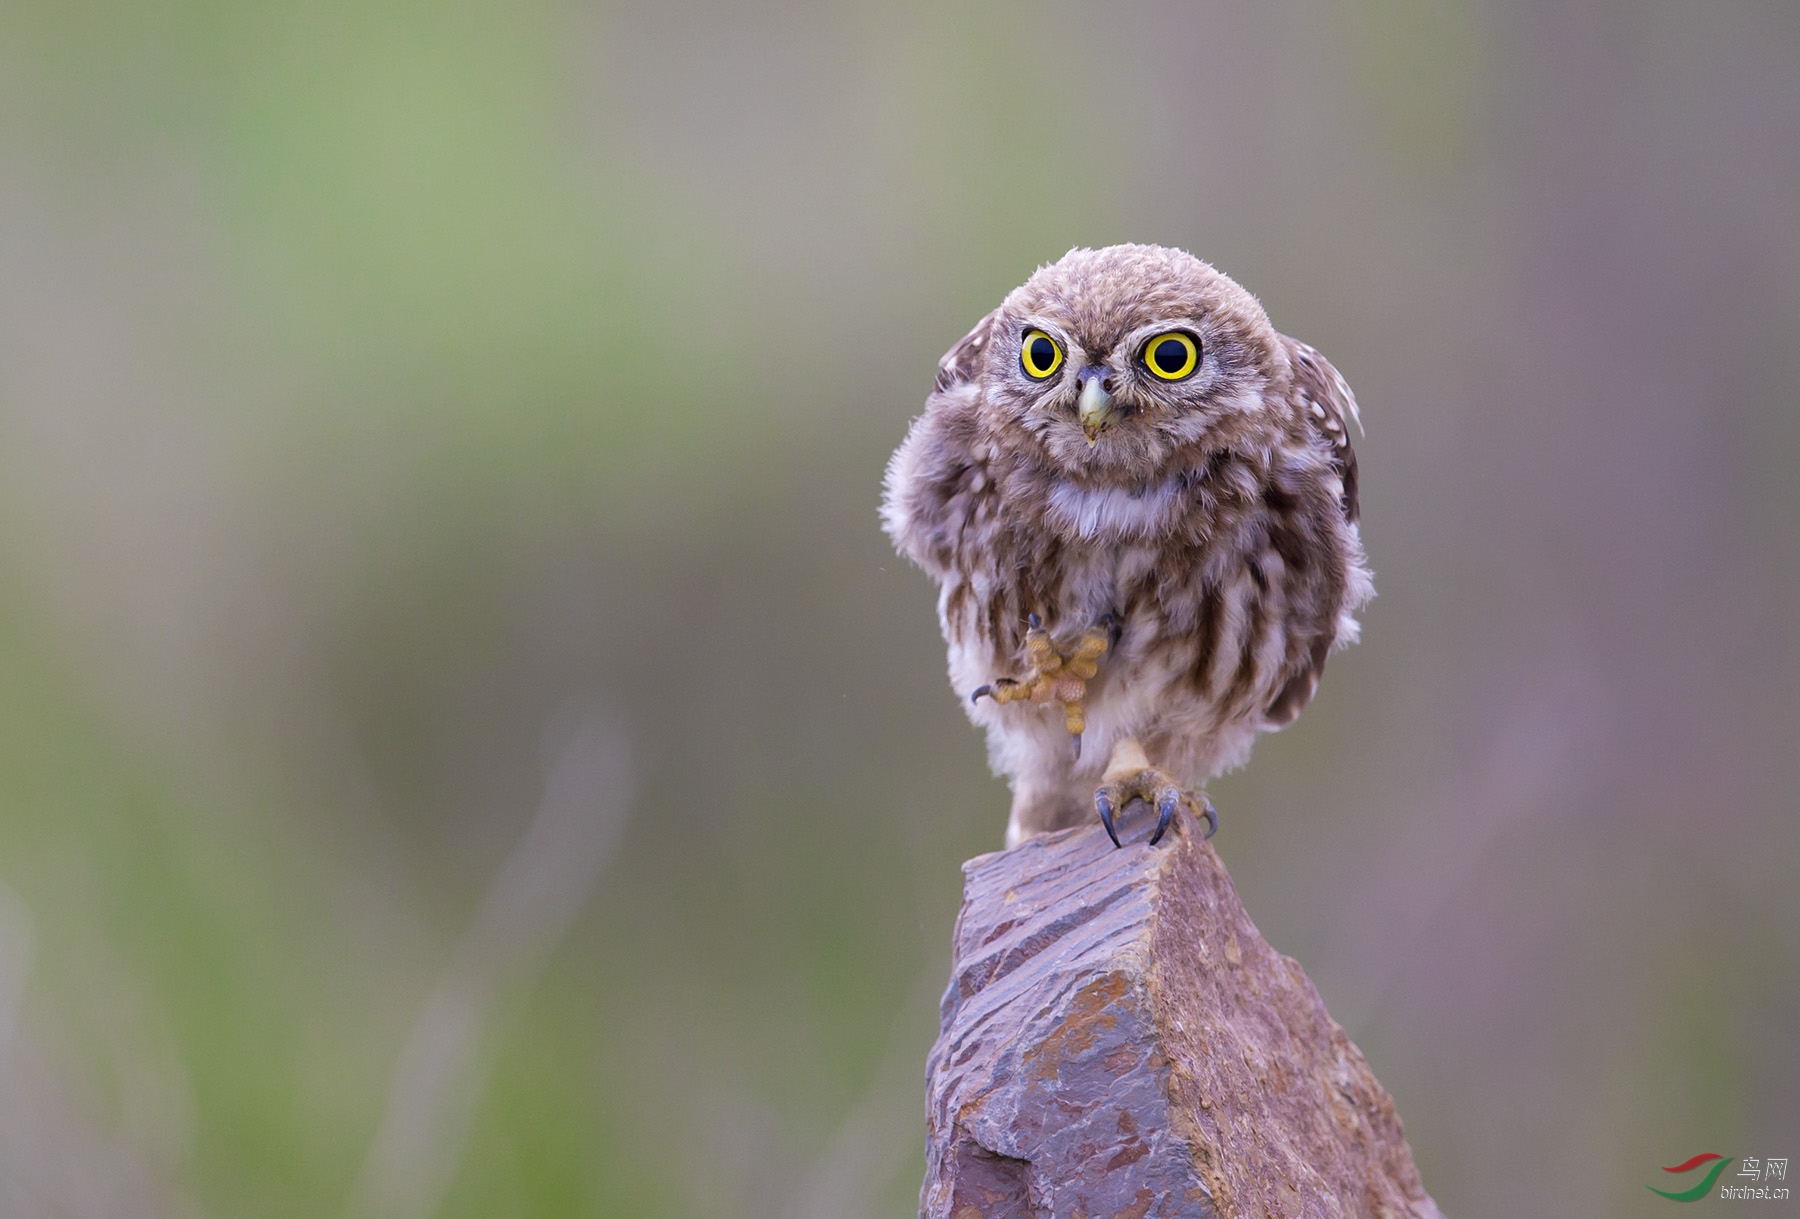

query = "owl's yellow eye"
[1019, 329, 1063, 380]
[1143, 331, 1200, 381]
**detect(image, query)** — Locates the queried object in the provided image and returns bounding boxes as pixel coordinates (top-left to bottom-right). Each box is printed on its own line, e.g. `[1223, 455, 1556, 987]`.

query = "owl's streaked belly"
[941, 525, 1295, 785]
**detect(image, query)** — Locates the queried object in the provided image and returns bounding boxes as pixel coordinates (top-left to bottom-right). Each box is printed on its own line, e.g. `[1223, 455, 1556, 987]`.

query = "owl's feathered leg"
[1093, 737, 1219, 848]
[971, 615, 1109, 758]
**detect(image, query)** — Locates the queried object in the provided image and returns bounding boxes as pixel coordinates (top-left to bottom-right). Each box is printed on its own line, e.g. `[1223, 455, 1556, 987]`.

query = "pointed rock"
[923, 802, 1443, 1219]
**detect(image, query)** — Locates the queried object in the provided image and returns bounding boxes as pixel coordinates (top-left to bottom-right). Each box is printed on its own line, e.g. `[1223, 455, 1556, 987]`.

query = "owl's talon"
[1094, 737, 1208, 848]
[975, 615, 1110, 738]
[973, 677, 1028, 705]
[1097, 610, 1124, 648]
[1151, 792, 1178, 846]
[1095, 790, 1122, 849]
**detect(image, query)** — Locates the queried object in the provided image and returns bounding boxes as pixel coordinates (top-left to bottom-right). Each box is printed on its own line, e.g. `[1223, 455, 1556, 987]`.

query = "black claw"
[1071, 732, 1082, 760]
[1098, 610, 1124, 647]
[1199, 797, 1219, 839]
[1150, 792, 1177, 846]
[971, 684, 994, 703]
[1095, 791, 1122, 849]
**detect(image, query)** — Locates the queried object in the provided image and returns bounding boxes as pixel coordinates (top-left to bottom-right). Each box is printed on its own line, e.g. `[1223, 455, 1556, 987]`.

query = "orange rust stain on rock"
[1022, 973, 1129, 1074]
[1107, 1140, 1150, 1170]
[1117, 1186, 1156, 1218]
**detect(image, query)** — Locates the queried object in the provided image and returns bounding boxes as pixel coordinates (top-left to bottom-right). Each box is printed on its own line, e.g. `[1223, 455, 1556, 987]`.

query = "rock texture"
[922, 800, 1443, 1219]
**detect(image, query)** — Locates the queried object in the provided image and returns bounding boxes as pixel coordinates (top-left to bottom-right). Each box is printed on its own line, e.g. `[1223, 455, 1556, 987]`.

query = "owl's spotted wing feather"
[934, 309, 999, 392]
[1281, 335, 1361, 524]
[1260, 335, 1367, 728]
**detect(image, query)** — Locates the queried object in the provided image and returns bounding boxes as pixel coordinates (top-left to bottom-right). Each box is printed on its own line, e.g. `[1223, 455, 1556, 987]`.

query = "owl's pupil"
[1028, 337, 1054, 368]
[1153, 339, 1186, 374]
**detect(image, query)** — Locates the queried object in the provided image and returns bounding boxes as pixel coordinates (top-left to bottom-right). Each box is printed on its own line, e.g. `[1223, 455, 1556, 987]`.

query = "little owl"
[882, 244, 1372, 848]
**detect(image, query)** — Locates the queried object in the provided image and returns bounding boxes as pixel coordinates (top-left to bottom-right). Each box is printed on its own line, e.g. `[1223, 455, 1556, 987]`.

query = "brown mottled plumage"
[882, 245, 1372, 847]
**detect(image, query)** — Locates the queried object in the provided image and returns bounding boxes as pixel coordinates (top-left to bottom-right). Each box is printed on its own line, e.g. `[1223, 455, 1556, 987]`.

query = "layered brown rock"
[922, 801, 1443, 1219]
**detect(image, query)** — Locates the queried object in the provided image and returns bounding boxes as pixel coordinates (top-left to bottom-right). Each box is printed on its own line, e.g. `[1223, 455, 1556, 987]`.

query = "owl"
[882, 245, 1372, 848]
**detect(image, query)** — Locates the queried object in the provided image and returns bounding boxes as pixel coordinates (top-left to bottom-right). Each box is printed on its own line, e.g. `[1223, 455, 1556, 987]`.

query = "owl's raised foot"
[970, 614, 1110, 756]
[1093, 736, 1217, 848]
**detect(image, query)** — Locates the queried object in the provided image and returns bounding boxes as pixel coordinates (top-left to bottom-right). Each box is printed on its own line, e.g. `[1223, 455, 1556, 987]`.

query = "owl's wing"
[1279, 335, 1360, 524]
[1262, 335, 1364, 727]
[935, 308, 1000, 392]
[883, 311, 997, 578]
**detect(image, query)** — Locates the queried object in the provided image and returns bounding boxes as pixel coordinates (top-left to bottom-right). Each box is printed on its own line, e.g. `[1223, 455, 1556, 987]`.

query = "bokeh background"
[0, 1, 1796, 1215]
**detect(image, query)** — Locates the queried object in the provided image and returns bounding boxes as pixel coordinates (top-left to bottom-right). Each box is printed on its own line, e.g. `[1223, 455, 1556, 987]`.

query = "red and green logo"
[1650, 1153, 1736, 1201]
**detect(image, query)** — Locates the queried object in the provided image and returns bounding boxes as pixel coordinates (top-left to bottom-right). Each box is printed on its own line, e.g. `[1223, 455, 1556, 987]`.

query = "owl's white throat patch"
[1045, 477, 1185, 541]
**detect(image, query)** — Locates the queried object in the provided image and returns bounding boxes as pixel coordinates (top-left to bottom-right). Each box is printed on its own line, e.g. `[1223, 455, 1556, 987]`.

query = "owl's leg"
[971, 615, 1110, 758]
[1092, 736, 1218, 849]
[1004, 783, 1089, 849]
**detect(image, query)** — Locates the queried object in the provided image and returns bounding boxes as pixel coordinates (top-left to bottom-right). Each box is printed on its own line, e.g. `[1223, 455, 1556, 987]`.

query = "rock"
[922, 801, 1444, 1219]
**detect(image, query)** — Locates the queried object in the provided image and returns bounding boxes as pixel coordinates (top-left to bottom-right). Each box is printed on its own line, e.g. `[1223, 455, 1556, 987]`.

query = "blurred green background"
[0, 1, 1796, 1215]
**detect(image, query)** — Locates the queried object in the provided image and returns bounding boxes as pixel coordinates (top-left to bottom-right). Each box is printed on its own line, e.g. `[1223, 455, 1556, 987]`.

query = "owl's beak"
[1076, 369, 1120, 442]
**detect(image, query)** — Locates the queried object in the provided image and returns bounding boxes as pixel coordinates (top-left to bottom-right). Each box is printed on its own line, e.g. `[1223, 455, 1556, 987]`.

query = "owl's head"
[969, 245, 1285, 480]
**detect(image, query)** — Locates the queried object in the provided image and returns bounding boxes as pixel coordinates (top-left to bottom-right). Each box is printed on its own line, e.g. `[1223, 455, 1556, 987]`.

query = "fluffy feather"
[883, 245, 1372, 843]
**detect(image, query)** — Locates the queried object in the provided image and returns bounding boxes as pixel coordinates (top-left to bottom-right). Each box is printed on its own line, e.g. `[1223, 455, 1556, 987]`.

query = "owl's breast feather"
[1042, 477, 1187, 542]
